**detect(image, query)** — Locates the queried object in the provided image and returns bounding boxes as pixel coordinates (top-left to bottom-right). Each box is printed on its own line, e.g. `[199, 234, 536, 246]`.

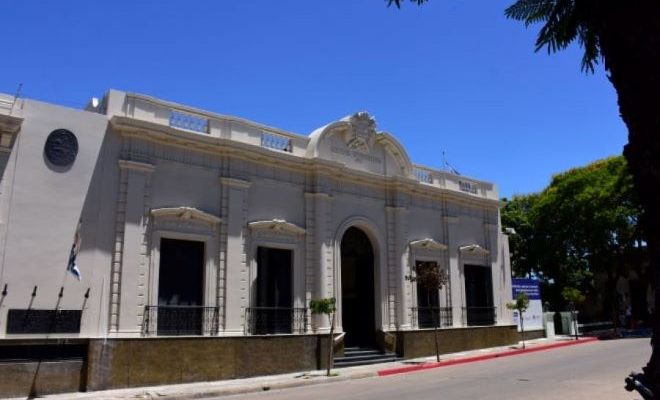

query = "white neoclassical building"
[0, 90, 515, 394]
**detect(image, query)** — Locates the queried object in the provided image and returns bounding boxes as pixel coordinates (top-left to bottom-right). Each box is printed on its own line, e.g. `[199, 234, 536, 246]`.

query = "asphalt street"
[217, 338, 649, 400]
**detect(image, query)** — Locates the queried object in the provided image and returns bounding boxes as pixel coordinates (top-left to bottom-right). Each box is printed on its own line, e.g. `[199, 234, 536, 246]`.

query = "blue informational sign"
[511, 278, 543, 331]
[512, 278, 541, 300]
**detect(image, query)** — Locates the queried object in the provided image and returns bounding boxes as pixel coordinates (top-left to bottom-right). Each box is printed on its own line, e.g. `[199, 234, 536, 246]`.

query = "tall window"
[415, 261, 441, 329]
[157, 238, 205, 335]
[253, 247, 293, 334]
[464, 264, 495, 326]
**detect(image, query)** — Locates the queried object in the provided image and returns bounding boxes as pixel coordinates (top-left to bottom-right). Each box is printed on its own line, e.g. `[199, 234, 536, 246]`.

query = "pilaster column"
[387, 206, 410, 330]
[306, 192, 332, 333]
[445, 215, 463, 327]
[500, 231, 514, 324]
[485, 222, 503, 324]
[117, 160, 154, 334]
[220, 177, 251, 335]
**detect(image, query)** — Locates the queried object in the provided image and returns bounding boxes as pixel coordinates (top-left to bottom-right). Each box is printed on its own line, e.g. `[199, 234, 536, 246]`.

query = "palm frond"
[505, 0, 554, 25]
[577, 26, 600, 72]
[535, 0, 579, 53]
[387, 0, 427, 8]
[506, 0, 602, 73]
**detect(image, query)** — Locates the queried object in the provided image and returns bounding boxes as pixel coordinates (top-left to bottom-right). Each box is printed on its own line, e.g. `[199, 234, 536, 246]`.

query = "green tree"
[502, 157, 642, 326]
[536, 157, 641, 325]
[507, 292, 530, 349]
[562, 287, 586, 305]
[501, 194, 540, 277]
[310, 297, 336, 376]
[406, 261, 448, 362]
[389, 0, 660, 391]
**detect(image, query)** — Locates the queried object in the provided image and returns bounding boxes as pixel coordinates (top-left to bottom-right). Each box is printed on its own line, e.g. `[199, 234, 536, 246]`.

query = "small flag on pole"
[67, 220, 82, 280]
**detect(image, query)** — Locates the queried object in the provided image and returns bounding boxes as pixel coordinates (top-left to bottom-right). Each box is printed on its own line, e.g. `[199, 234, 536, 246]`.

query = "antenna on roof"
[10, 83, 23, 115]
[442, 151, 461, 176]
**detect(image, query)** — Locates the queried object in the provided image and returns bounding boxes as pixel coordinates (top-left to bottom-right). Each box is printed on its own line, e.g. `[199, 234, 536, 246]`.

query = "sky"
[0, 0, 627, 198]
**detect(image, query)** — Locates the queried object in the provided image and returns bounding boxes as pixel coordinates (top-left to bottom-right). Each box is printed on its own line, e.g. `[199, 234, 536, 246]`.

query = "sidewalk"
[34, 336, 597, 400]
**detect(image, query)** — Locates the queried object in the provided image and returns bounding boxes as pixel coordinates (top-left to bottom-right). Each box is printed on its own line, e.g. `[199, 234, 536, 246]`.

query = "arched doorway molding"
[333, 216, 388, 336]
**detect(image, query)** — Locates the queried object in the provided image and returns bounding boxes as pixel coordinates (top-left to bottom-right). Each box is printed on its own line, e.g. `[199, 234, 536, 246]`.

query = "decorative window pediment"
[409, 238, 447, 251]
[248, 219, 306, 236]
[150, 207, 221, 225]
[459, 244, 490, 257]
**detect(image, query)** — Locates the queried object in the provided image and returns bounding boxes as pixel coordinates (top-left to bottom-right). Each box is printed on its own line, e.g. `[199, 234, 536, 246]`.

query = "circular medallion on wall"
[44, 129, 78, 167]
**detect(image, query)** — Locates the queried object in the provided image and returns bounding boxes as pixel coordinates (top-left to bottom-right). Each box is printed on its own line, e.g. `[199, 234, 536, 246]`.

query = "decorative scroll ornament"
[248, 219, 306, 236]
[345, 112, 377, 153]
[409, 238, 448, 251]
[459, 244, 490, 257]
[150, 207, 221, 225]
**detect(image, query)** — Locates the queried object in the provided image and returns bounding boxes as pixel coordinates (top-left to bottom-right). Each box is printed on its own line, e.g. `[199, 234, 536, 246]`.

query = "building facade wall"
[0, 90, 514, 342]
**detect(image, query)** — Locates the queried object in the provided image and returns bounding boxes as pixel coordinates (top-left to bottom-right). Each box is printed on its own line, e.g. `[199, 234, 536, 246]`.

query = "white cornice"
[110, 117, 501, 208]
[0, 114, 22, 135]
[248, 219, 306, 236]
[459, 244, 490, 257]
[118, 160, 155, 173]
[151, 207, 221, 225]
[219, 177, 252, 189]
[0, 114, 22, 153]
[409, 238, 448, 251]
[304, 192, 333, 199]
[124, 93, 305, 142]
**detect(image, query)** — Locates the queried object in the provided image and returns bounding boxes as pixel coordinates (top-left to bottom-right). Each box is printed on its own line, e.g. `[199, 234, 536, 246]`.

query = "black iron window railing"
[245, 307, 307, 335]
[412, 307, 453, 329]
[462, 307, 497, 326]
[142, 305, 219, 336]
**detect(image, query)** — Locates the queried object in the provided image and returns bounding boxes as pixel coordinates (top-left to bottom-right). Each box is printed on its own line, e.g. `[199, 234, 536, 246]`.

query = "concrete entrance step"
[343, 347, 383, 356]
[334, 346, 402, 368]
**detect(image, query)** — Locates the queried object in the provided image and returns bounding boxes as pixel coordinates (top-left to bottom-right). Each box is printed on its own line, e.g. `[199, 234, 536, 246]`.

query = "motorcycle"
[625, 372, 653, 400]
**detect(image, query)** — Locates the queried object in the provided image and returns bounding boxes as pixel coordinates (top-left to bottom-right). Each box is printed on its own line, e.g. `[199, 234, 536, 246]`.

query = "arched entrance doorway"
[340, 227, 376, 347]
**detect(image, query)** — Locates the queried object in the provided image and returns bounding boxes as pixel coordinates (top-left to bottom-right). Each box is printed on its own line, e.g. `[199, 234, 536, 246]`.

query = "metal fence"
[142, 305, 219, 336]
[245, 307, 307, 335]
[462, 307, 497, 326]
[411, 307, 453, 329]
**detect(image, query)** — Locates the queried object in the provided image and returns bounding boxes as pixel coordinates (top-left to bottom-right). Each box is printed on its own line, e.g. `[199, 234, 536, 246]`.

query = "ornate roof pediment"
[306, 112, 413, 177]
[459, 244, 490, 257]
[344, 112, 377, 154]
[150, 207, 221, 225]
[248, 219, 306, 236]
[409, 238, 448, 251]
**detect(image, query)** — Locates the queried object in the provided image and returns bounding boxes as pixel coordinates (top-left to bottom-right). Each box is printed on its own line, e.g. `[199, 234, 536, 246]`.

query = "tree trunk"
[520, 310, 525, 349]
[606, 268, 620, 336]
[429, 290, 440, 362]
[597, 1, 660, 395]
[326, 312, 335, 376]
[433, 318, 440, 362]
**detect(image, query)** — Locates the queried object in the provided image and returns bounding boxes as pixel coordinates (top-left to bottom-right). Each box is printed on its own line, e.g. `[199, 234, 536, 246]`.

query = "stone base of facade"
[0, 336, 324, 397]
[0, 326, 520, 397]
[0, 360, 86, 398]
[86, 335, 324, 391]
[0, 340, 88, 398]
[520, 329, 545, 341]
[395, 325, 519, 359]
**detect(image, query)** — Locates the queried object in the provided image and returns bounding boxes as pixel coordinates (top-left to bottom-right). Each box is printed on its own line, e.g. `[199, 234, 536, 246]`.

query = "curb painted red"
[377, 337, 599, 376]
